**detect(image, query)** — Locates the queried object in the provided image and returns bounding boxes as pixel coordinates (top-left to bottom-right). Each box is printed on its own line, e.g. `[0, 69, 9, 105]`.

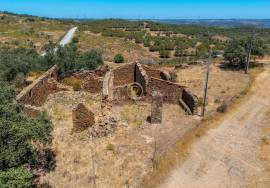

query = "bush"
[169, 71, 177, 82]
[114, 54, 125, 63]
[63, 77, 82, 91]
[0, 48, 45, 84]
[0, 167, 33, 188]
[106, 143, 115, 152]
[197, 97, 203, 106]
[0, 87, 53, 186]
[73, 82, 82, 91]
[159, 50, 171, 58]
[76, 49, 104, 71]
[216, 101, 228, 113]
[56, 44, 79, 77]
[72, 37, 79, 43]
[175, 46, 184, 57]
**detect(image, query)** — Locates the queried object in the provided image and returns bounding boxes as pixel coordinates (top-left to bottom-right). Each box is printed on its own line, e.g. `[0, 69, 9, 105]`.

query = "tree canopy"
[0, 81, 53, 187]
[224, 37, 267, 68]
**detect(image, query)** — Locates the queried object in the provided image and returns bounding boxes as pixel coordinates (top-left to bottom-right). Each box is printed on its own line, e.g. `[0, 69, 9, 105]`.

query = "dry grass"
[141, 66, 263, 188]
[62, 77, 83, 91]
[38, 64, 260, 187]
[0, 14, 68, 51]
[257, 110, 270, 187]
[52, 103, 71, 121]
[119, 102, 149, 127]
[162, 62, 259, 117]
[77, 31, 157, 62]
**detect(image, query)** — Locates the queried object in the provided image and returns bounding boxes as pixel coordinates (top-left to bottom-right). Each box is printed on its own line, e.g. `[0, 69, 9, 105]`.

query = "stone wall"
[72, 103, 95, 131]
[23, 105, 41, 119]
[102, 71, 114, 101]
[83, 75, 103, 93]
[113, 63, 136, 86]
[148, 78, 184, 104]
[72, 72, 103, 93]
[181, 89, 198, 115]
[113, 85, 130, 103]
[94, 65, 109, 77]
[151, 91, 163, 124]
[16, 65, 66, 107]
[135, 63, 149, 94]
[141, 65, 163, 80]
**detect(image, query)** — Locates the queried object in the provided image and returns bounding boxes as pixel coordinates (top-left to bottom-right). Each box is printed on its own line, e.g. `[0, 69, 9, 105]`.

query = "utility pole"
[245, 31, 255, 74]
[201, 51, 212, 118]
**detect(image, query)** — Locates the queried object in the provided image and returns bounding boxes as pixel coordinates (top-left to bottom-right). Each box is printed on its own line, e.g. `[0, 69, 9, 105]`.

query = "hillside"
[155, 19, 270, 28]
[1, 12, 270, 188]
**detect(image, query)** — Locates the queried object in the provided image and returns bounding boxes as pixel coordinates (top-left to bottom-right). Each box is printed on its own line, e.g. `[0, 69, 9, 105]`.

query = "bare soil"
[159, 64, 270, 188]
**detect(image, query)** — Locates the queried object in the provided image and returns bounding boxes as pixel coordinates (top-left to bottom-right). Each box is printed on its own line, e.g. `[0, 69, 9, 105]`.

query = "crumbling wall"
[94, 65, 109, 77]
[72, 103, 95, 131]
[102, 71, 114, 101]
[135, 63, 149, 94]
[23, 105, 41, 119]
[72, 72, 103, 93]
[113, 63, 136, 86]
[141, 65, 163, 80]
[151, 91, 163, 124]
[83, 75, 103, 93]
[16, 65, 66, 107]
[113, 85, 130, 102]
[148, 78, 184, 104]
[182, 89, 198, 115]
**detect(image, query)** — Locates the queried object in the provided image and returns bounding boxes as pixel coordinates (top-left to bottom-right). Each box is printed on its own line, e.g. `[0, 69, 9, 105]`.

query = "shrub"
[149, 45, 160, 52]
[0, 167, 33, 188]
[106, 143, 115, 151]
[13, 73, 25, 87]
[72, 37, 79, 43]
[216, 101, 228, 113]
[63, 77, 82, 91]
[198, 97, 203, 106]
[56, 44, 79, 76]
[169, 71, 177, 82]
[175, 46, 184, 57]
[159, 50, 171, 58]
[114, 54, 125, 63]
[73, 82, 81, 91]
[76, 49, 104, 71]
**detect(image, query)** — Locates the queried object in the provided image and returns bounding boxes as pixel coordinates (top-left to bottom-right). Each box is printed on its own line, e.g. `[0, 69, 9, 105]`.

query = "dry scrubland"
[77, 31, 158, 62]
[38, 62, 253, 188]
[2, 12, 269, 188]
[0, 14, 69, 52]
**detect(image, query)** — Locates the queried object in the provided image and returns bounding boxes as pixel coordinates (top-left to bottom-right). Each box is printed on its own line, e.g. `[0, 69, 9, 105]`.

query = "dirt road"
[59, 27, 77, 46]
[41, 27, 77, 56]
[159, 64, 270, 188]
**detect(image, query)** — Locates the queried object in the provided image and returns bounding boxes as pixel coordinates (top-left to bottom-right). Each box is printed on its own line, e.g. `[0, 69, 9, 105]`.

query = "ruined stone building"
[16, 62, 198, 130]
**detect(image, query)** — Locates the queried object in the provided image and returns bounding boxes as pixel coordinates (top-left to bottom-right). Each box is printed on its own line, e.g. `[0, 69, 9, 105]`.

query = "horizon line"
[1, 10, 270, 20]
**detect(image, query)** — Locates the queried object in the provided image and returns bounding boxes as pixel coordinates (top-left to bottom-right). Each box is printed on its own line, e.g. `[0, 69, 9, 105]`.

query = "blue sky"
[0, 0, 269, 19]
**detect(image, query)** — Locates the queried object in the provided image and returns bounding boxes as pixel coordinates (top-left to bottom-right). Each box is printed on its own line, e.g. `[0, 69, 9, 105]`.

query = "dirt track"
[159, 64, 270, 188]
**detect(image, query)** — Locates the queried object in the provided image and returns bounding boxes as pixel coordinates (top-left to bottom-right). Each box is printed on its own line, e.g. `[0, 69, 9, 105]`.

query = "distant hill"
[152, 19, 270, 28]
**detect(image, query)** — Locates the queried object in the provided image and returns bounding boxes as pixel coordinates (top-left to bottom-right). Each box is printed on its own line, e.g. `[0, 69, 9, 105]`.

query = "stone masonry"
[151, 91, 163, 124]
[16, 65, 67, 107]
[72, 103, 95, 131]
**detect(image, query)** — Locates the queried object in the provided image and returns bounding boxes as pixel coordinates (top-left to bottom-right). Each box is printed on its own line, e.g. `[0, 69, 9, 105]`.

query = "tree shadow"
[34, 148, 56, 173]
[32, 148, 56, 188]
[219, 61, 264, 71]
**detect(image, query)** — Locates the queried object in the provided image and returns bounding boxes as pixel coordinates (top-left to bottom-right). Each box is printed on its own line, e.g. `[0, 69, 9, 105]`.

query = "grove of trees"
[224, 37, 268, 68]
